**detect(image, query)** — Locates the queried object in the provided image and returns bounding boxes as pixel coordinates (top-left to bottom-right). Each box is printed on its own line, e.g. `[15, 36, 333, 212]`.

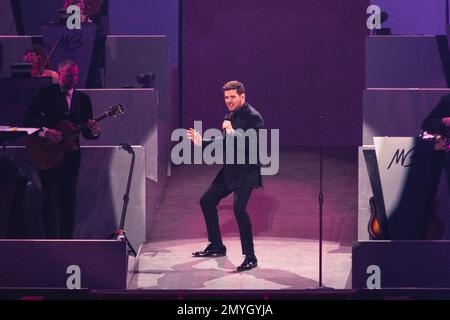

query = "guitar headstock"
[107, 104, 125, 118]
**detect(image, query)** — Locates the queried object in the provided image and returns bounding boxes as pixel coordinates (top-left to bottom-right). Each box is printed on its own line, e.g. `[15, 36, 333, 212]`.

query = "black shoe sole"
[237, 263, 257, 272]
[192, 252, 227, 257]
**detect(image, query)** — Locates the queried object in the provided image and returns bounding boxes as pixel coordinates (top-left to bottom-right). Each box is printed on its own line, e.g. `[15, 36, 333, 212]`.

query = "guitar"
[26, 104, 124, 171]
[368, 196, 383, 240]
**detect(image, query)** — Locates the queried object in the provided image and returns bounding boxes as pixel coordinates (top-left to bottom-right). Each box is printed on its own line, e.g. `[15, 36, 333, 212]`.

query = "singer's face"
[59, 65, 79, 90]
[224, 90, 245, 112]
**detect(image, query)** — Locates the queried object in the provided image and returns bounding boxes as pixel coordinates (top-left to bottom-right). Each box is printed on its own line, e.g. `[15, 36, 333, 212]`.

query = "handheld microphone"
[223, 112, 233, 134]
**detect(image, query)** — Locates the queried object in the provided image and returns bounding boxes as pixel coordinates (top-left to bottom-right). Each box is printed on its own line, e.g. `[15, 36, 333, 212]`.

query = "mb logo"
[366, 5, 381, 30]
[388, 148, 417, 169]
[66, 5, 81, 30]
[66, 265, 81, 289]
[366, 265, 381, 289]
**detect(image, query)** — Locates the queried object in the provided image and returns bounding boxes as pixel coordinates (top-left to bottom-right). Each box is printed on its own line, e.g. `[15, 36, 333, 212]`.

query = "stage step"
[353, 241, 450, 289]
[0, 240, 127, 289]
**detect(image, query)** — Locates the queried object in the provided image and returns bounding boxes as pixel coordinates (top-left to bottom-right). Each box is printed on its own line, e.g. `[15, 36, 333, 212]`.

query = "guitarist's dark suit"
[200, 102, 264, 256]
[24, 84, 99, 239]
[421, 95, 450, 226]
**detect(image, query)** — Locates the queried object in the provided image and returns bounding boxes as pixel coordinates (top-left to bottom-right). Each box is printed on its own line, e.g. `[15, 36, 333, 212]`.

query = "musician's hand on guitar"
[45, 129, 63, 144]
[87, 120, 100, 136]
[187, 128, 202, 147]
[434, 136, 446, 150]
[443, 117, 450, 127]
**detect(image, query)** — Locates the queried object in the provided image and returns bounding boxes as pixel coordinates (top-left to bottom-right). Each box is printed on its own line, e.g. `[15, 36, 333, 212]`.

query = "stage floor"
[128, 237, 352, 290]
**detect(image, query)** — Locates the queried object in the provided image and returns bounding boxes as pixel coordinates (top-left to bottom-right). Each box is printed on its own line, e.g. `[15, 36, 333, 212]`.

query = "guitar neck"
[63, 112, 109, 139]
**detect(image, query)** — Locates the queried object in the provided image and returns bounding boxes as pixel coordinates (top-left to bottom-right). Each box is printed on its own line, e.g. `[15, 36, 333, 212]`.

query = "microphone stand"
[312, 107, 334, 290]
[112, 143, 137, 257]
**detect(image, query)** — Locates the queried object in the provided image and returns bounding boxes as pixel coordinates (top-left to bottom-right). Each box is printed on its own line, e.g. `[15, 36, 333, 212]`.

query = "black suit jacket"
[422, 94, 450, 137]
[204, 102, 264, 190]
[24, 84, 99, 147]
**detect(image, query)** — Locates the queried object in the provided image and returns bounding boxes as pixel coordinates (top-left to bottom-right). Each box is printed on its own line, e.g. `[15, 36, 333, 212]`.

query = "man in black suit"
[421, 95, 450, 226]
[422, 95, 450, 185]
[187, 81, 264, 271]
[24, 60, 100, 239]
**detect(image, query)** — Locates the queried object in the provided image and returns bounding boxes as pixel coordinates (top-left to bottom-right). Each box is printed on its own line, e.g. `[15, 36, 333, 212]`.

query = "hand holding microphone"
[222, 113, 234, 134]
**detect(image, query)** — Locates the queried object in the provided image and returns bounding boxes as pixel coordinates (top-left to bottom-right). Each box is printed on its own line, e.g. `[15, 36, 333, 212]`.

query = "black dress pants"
[38, 151, 80, 239]
[200, 171, 255, 256]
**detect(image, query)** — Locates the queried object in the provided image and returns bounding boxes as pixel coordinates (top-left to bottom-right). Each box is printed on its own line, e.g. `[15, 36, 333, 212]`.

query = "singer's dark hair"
[223, 81, 245, 95]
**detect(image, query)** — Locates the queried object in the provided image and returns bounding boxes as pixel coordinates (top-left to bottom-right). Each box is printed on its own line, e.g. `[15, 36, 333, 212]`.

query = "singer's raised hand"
[187, 128, 202, 146]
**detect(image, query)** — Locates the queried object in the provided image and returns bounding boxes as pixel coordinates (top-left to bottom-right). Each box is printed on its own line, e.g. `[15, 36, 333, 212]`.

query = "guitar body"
[368, 196, 383, 240]
[26, 104, 124, 171]
[26, 120, 78, 171]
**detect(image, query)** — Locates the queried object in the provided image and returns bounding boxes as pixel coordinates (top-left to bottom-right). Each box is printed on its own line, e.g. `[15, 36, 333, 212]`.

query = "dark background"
[2, 0, 369, 146]
[182, 0, 368, 146]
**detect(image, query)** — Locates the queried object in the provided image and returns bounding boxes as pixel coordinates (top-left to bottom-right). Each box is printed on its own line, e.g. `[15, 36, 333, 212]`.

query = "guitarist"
[24, 60, 100, 239]
[422, 94, 450, 184]
[421, 95, 450, 238]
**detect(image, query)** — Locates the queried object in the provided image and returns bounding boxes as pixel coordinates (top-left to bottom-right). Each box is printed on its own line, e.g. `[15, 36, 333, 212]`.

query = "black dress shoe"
[192, 243, 226, 257]
[237, 255, 258, 271]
